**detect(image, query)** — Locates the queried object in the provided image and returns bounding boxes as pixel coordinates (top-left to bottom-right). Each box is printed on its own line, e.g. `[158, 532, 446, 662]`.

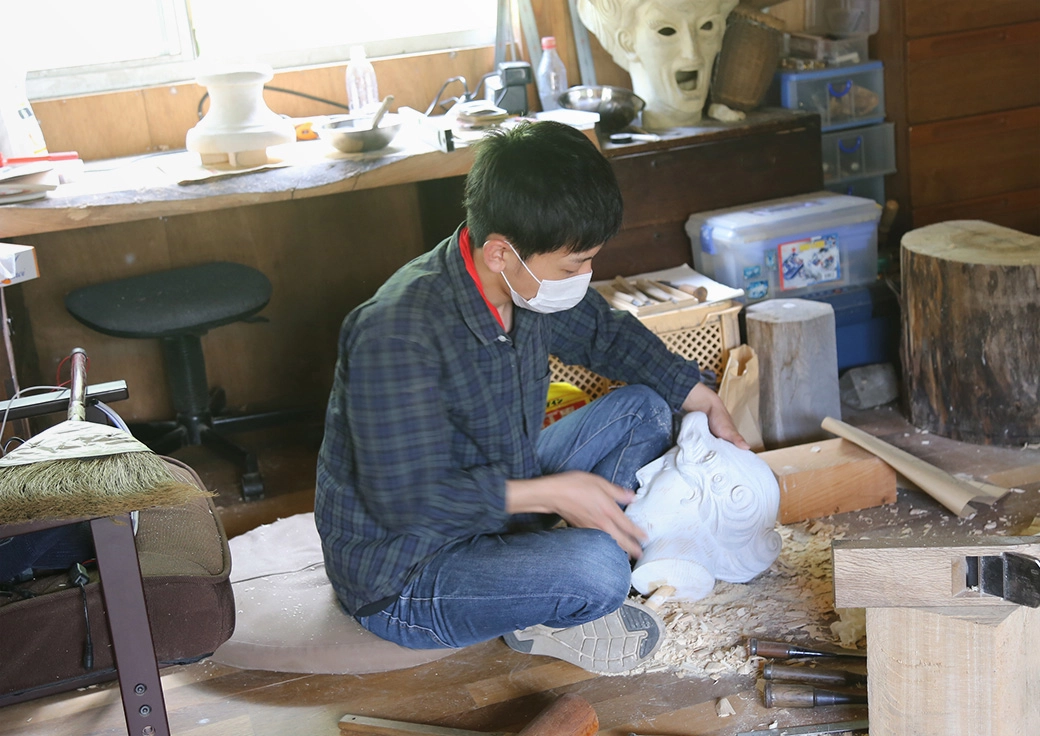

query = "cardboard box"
[0, 242, 40, 285]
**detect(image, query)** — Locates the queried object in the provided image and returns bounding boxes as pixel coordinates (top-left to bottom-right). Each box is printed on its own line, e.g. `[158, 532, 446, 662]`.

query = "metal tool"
[609, 132, 661, 144]
[736, 719, 869, 736]
[763, 662, 867, 687]
[967, 550, 1040, 607]
[764, 682, 868, 708]
[748, 638, 867, 660]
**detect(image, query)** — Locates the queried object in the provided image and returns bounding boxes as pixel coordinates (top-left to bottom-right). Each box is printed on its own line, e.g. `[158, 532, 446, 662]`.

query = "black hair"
[464, 121, 623, 259]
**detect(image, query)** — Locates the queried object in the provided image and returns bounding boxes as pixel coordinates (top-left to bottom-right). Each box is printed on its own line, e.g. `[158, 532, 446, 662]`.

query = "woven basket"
[550, 301, 743, 400]
[711, 5, 786, 111]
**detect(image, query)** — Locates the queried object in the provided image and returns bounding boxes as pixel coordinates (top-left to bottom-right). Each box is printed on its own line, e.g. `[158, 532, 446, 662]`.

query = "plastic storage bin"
[826, 174, 886, 205]
[804, 282, 899, 371]
[685, 192, 882, 302]
[787, 32, 869, 66]
[806, 0, 879, 37]
[772, 60, 884, 131]
[821, 122, 895, 183]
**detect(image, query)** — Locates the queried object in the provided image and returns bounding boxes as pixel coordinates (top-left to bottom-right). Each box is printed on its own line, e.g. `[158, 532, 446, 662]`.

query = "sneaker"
[502, 599, 664, 674]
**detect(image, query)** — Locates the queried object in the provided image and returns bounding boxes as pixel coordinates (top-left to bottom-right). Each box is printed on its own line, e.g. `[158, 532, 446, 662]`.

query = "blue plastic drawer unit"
[822, 122, 896, 183]
[685, 192, 882, 303]
[773, 60, 885, 131]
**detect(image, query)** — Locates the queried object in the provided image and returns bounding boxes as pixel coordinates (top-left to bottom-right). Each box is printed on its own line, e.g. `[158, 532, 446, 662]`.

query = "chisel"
[763, 662, 867, 687]
[764, 682, 868, 708]
[748, 638, 867, 660]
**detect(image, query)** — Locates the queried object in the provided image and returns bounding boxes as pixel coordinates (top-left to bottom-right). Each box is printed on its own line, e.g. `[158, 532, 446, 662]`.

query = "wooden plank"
[865, 603, 1040, 736]
[832, 536, 1040, 609]
[758, 438, 897, 523]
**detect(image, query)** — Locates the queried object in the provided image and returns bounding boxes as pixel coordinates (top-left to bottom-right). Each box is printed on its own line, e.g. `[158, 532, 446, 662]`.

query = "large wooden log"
[901, 220, 1040, 445]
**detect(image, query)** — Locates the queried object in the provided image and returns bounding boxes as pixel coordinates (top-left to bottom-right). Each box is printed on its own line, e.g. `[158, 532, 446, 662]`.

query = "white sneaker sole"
[503, 599, 664, 674]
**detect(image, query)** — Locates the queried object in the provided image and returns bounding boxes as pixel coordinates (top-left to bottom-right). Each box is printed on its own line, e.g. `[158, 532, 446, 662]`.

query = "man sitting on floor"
[315, 120, 746, 674]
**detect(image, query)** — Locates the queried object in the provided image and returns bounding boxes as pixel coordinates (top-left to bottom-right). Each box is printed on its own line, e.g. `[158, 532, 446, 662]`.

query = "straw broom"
[0, 348, 210, 524]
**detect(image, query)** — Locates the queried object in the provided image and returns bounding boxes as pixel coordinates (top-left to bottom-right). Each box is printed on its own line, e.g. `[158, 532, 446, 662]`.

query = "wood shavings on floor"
[629, 519, 858, 679]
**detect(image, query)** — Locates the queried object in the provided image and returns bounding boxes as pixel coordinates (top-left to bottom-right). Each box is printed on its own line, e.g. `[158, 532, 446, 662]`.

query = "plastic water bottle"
[536, 37, 568, 112]
[345, 46, 379, 115]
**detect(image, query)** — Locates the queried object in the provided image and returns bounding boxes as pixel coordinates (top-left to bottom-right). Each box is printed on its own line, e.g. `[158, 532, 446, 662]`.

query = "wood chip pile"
[629, 519, 862, 678]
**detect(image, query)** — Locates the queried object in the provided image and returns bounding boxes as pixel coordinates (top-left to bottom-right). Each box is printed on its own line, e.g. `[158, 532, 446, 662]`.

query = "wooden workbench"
[0, 109, 821, 421]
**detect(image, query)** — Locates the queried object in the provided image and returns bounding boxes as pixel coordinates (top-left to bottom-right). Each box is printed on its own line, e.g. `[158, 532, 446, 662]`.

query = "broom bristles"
[0, 451, 212, 524]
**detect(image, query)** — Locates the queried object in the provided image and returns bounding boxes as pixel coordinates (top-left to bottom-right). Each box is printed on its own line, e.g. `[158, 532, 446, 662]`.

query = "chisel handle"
[763, 662, 867, 687]
[763, 683, 868, 708]
[748, 638, 866, 659]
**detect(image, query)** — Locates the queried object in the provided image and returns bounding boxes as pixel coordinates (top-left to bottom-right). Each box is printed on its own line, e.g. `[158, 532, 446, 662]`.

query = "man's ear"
[481, 235, 511, 274]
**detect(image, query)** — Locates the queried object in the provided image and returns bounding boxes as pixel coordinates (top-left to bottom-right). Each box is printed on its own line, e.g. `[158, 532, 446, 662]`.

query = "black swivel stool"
[65, 261, 293, 500]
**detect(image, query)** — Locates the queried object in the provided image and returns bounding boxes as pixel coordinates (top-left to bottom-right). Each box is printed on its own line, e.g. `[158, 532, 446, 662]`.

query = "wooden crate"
[550, 300, 743, 399]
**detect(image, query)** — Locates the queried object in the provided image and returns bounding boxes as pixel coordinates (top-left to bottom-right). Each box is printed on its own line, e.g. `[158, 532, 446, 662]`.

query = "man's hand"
[682, 382, 750, 450]
[506, 471, 647, 559]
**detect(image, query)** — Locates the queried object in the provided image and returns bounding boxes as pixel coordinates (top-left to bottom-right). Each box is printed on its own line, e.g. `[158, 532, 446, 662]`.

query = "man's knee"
[565, 528, 633, 605]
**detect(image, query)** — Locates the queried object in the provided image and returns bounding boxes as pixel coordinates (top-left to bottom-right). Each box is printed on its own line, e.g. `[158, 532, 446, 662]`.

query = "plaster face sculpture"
[625, 411, 781, 601]
[578, 0, 740, 129]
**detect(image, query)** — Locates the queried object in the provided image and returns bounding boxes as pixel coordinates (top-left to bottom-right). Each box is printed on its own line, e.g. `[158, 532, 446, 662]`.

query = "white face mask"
[501, 242, 592, 314]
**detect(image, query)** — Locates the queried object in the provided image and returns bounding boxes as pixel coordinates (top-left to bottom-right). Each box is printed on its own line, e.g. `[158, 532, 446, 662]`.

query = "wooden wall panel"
[32, 47, 496, 162]
[905, 0, 1040, 38]
[13, 185, 427, 422]
[908, 107, 1040, 207]
[906, 22, 1040, 124]
[33, 90, 154, 161]
[15, 219, 174, 418]
[912, 188, 1040, 233]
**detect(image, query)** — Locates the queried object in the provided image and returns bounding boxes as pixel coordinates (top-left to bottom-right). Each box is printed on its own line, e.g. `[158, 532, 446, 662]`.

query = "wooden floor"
[2, 403, 1039, 736]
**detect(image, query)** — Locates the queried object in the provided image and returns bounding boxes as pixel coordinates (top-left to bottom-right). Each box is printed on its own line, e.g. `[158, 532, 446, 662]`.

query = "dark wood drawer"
[908, 106, 1040, 207]
[906, 21, 1040, 124]
[595, 110, 822, 279]
[913, 188, 1040, 235]
[906, 0, 1040, 38]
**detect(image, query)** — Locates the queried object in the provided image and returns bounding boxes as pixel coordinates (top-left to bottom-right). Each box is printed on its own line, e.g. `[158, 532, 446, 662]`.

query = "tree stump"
[746, 298, 841, 449]
[901, 220, 1040, 445]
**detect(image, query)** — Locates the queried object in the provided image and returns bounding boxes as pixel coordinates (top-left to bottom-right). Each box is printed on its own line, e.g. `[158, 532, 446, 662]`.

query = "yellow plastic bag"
[544, 382, 592, 428]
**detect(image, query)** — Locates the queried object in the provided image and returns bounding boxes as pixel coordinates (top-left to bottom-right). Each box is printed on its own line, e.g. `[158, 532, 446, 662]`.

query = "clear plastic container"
[536, 36, 568, 112]
[772, 60, 884, 131]
[826, 174, 886, 205]
[685, 192, 882, 302]
[787, 32, 869, 66]
[806, 0, 879, 37]
[821, 122, 895, 183]
[345, 45, 379, 115]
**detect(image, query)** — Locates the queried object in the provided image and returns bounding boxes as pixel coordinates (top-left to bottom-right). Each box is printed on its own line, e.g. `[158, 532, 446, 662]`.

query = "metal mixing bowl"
[317, 113, 403, 153]
[558, 86, 646, 132]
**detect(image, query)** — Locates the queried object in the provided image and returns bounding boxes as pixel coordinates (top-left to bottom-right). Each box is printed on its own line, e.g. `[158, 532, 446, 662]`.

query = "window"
[9, 1, 497, 100]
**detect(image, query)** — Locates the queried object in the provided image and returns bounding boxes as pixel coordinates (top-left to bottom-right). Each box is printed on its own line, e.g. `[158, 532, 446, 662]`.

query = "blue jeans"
[357, 384, 674, 649]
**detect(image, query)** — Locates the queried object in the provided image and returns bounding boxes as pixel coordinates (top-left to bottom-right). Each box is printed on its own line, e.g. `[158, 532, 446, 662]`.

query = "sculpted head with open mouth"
[578, 0, 739, 129]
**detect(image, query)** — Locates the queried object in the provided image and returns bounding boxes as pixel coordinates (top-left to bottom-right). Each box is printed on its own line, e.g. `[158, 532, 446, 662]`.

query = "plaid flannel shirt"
[315, 227, 701, 615]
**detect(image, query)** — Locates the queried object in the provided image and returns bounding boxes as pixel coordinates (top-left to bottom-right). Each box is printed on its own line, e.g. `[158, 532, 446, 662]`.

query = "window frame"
[24, 3, 496, 101]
